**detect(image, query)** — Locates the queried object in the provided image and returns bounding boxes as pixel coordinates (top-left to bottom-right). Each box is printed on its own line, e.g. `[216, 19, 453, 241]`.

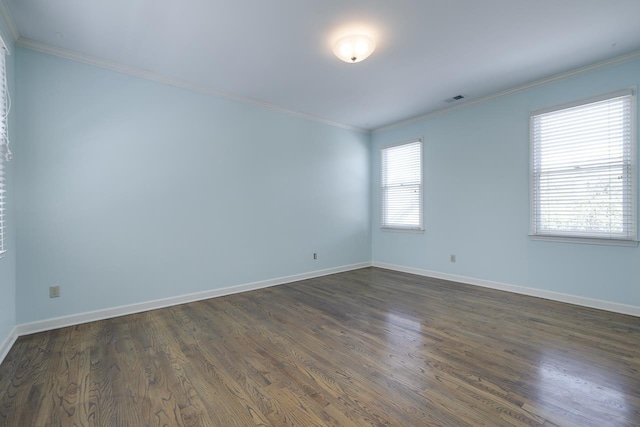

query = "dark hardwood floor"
[1, 267, 639, 426]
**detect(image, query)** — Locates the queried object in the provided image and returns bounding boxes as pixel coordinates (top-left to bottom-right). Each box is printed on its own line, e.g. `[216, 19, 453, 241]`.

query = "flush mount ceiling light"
[333, 34, 376, 63]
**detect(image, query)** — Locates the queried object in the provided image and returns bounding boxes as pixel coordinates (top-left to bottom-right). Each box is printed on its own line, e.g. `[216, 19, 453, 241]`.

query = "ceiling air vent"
[445, 95, 465, 103]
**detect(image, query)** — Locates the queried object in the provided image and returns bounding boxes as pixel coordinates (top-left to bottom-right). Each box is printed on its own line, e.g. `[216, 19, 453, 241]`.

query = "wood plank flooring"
[1, 267, 639, 426]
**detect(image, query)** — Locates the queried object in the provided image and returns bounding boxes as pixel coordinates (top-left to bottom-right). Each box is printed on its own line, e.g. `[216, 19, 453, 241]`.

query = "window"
[0, 42, 9, 256]
[530, 90, 637, 245]
[381, 139, 423, 230]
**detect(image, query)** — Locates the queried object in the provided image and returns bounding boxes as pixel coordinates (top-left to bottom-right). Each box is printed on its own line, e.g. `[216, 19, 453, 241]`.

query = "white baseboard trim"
[372, 262, 640, 317]
[17, 262, 372, 336]
[0, 326, 18, 366]
[14, 260, 636, 341]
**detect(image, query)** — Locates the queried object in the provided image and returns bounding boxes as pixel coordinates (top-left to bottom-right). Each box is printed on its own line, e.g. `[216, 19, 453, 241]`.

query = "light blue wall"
[9, 45, 640, 327]
[372, 59, 640, 308]
[15, 48, 371, 323]
[0, 25, 16, 346]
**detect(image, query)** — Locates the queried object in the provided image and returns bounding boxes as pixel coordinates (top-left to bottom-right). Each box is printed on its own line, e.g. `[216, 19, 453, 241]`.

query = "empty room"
[1, 1, 640, 426]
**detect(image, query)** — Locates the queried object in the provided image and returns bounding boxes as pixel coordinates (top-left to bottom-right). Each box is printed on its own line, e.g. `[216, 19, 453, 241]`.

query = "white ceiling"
[4, 0, 640, 131]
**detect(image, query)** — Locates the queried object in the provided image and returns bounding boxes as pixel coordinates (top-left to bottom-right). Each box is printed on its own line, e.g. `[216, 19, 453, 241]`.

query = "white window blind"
[381, 139, 423, 230]
[530, 90, 637, 244]
[0, 48, 7, 255]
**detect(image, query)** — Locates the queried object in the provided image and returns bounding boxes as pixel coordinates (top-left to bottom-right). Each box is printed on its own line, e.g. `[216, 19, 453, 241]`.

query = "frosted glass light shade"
[333, 35, 375, 63]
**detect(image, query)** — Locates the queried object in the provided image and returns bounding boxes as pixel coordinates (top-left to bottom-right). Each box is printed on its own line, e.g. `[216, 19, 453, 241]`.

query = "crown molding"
[15, 37, 370, 135]
[0, 0, 18, 46]
[17, 33, 640, 137]
[373, 49, 640, 134]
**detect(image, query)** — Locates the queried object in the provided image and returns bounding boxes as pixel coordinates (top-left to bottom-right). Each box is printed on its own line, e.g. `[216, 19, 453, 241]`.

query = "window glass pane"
[0, 50, 6, 254]
[531, 92, 636, 242]
[381, 140, 422, 230]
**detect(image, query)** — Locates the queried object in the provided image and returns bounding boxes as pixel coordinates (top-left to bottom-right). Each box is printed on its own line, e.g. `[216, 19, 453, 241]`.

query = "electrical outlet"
[450, 254, 456, 263]
[313, 252, 318, 260]
[50, 286, 60, 298]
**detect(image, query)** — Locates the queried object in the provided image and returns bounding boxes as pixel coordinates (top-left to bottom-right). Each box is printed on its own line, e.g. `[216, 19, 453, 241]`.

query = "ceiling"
[4, 0, 640, 131]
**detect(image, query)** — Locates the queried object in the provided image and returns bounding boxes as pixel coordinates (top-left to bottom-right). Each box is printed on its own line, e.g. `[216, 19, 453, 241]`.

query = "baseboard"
[17, 262, 372, 336]
[16, 259, 635, 340]
[372, 262, 640, 317]
[0, 326, 18, 366]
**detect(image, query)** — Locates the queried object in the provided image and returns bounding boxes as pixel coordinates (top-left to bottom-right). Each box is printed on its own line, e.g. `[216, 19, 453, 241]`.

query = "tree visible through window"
[381, 139, 423, 230]
[530, 90, 637, 244]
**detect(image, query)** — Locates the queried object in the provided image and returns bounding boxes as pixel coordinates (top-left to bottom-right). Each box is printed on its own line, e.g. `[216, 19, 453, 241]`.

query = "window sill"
[529, 235, 639, 247]
[0, 250, 6, 258]
[381, 227, 425, 234]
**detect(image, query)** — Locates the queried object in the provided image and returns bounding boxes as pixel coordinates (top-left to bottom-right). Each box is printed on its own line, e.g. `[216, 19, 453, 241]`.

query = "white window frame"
[380, 138, 424, 232]
[529, 89, 638, 246]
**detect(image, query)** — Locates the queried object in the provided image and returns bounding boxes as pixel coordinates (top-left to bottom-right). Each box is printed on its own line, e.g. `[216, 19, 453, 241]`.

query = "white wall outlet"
[450, 254, 456, 263]
[49, 285, 60, 298]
